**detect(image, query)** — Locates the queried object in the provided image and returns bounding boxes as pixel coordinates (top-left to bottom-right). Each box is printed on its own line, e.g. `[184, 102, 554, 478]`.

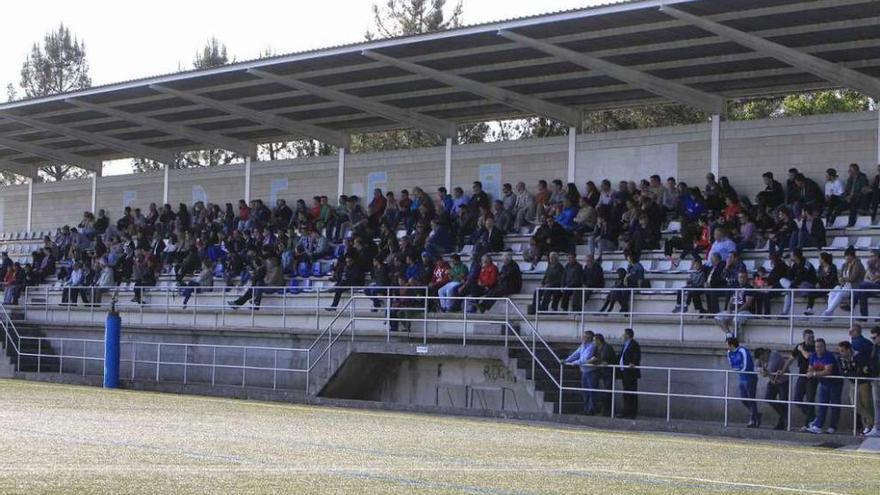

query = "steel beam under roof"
[496, 30, 726, 116]
[0, 113, 176, 165]
[246, 69, 457, 139]
[660, 5, 880, 100]
[0, 136, 100, 172]
[64, 99, 257, 158]
[149, 85, 350, 148]
[361, 50, 582, 127]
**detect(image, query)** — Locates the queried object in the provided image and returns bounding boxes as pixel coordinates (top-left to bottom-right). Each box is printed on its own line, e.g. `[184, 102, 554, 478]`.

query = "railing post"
[242, 347, 247, 387]
[666, 368, 671, 422]
[44, 286, 49, 320]
[211, 346, 216, 386]
[183, 344, 188, 385]
[350, 294, 355, 342]
[131, 343, 136, 380]
[282, 290, 287, 329]
[423, 288, 428, 345]
[853, 377, 859, 436]
[628, 289, 634, 328]
[558, 363, 564, 416]
[787, 288, 794, 341]
[273, 349, 278, 391]
[386, 288, 391, 343]
[192, 291, 197, 326]
[678, 288, 685, 342]
[37, 339, 41, 373]
[610, 365, 617, 418]
[305, 351, 311, 395]
[723, 371, 730, 427]
[315, 289, 321, 334]
[156, 343, 161, 382]
[81, 341, 85, 376]
[164, 288, 170, 326]
[463, 296, 468, 347]
[786, 372, 793, 432]
[59, 339, 63, 374]
[504, 301, 509, 349]
[849, 288, 855, 327]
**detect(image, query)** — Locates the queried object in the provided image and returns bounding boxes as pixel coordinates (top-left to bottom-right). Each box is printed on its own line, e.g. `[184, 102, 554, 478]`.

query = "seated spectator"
[823, 246, 865, 318]
[530, 251, 563, 314]
[672, 257, 708, 314]
[427, 259, 450, 311]
[180, 260, 215, 309]
[715, 270, 756, 337]
[855, 249, 880, 319]
[824, 168, 845, 225]
[844, 163, 870, 227]
[781, 248, 817, 316]
[467, 254, 498, 312]
[599, 268, 628, 313]
[756, 172, 784, 210]
[477, 253, 522, 313]
[559, 253, 584, 312]
[707, 227, 737, 263]
[512, 182, 536, 231]
[796, 206, 826, 249]
[581, 254, 605, 306]
[424, 219, 453, 259]
[438, 254, 468, 312]
[806, 252, 837, 316]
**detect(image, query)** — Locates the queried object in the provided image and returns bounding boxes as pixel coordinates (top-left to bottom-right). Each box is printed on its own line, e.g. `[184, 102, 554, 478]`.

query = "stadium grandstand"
[2, 0, 880, 462]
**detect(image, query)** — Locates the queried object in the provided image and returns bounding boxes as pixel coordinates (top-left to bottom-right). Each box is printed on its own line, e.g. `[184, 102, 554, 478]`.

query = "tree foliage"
[366, 0, 462, 40]
[357, 0, 486, 152]
[14, 24, 92, 182]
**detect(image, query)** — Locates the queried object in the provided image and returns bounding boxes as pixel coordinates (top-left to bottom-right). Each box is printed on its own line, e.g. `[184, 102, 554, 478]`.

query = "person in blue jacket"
[805, 338, 842, 434]
[727, 336, 761, 428]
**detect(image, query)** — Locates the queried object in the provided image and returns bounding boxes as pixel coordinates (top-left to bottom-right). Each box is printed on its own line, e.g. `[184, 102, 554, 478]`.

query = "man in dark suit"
[617, 328, 642, 419]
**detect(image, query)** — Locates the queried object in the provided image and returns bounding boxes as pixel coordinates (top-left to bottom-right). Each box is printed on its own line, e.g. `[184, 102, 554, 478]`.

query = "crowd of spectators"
[2, 162, 880, 434]
[726, 326, 880, 436]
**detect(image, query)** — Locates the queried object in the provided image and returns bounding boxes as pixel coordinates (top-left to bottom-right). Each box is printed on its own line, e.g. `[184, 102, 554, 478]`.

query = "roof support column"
[567, 127, 577, 184]
[337, 147, 346, 198]
[710, 114, 721, 177]
[244, 156, 252, 204]
[444, 138, 453, 192]
[876, 108, 880, 166]
[90, 171, 99, 213]
[163, 164, 170, 205]
[26, 178, 33, 233]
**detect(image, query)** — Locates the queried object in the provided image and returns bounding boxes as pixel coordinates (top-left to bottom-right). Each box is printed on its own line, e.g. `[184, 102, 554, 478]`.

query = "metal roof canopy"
[1, 0, 880, 178]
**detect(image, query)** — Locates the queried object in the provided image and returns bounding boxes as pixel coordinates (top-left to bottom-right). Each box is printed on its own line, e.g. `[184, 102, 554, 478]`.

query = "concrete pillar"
[244, 156, 252, 203]
[162, 163, 170, 205]
[337, 147, 346, 197]
[444, 138, 453, 191]
[90, 173, 98, 213]
[710, 114, 721, 177]
[567, 126, 577, 184]
[26, 178, 33, 233]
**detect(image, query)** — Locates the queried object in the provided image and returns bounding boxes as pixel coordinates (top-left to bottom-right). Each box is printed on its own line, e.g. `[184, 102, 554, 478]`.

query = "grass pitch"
[0, 380, 878, 494]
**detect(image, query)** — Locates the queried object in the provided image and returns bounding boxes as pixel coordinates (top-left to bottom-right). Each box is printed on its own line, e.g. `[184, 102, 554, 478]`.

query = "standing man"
[617, 328, 641, 419]
[754, 347, 791, 430]
[867, 326, 880, 437]
[727, 337, 761, 428]
[787, 329, 818, 429]
[565, 330, 597, 416]
[806, 338, 842, 434]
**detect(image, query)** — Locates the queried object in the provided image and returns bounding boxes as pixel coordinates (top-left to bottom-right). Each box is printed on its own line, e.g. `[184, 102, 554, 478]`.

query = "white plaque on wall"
[478, 163, 502, 202]
[192, 185, 208, 204]
[270, 178, 289, 204]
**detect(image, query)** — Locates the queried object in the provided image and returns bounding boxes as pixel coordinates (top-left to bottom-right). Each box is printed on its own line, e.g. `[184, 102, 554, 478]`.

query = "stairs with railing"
[507, 344, 585, 414]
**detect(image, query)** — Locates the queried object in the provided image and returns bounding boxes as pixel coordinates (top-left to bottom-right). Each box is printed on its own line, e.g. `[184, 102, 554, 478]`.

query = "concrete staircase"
[508, 343, 584, 414]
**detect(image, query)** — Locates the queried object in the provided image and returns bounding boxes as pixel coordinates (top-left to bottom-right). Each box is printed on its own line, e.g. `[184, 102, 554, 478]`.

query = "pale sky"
[2, 0, 609, 175]
[3, 0, 608, 93]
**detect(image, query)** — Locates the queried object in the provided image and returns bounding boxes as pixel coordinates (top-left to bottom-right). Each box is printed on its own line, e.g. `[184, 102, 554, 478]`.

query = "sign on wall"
[367, 171, 388, 196]
[576, 144, 678, 186]
[270, 178, 288, 205]
[122, 190, 137, 210]
[350, 182, 365, 199]
[192, 185, 208, 204]
[478, 164, 502, 202]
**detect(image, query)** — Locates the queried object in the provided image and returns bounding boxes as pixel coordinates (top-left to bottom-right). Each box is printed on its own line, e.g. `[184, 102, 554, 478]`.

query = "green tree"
[354, 0, 486, 152]
[780, 89, 870, 116]
[14, 24, 92, 182]
[133, 38, 241, 173]
[366, 0, 462, 40]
